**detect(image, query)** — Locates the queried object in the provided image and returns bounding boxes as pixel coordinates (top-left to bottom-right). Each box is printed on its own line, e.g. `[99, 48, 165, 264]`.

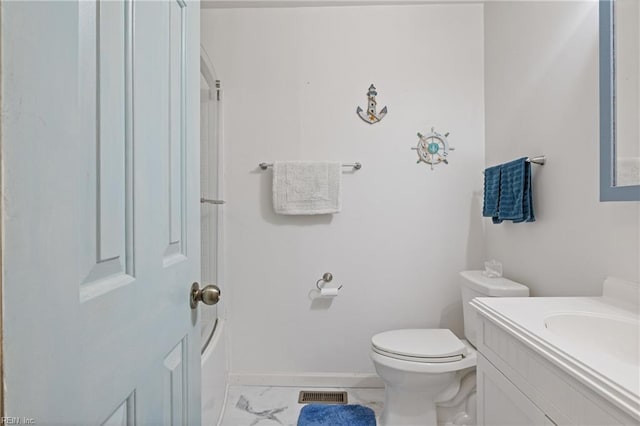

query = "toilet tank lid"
[459, 270, 530, 297]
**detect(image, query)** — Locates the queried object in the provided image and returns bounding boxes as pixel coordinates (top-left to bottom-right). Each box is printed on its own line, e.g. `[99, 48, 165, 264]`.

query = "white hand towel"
[272, 161, 342, 215]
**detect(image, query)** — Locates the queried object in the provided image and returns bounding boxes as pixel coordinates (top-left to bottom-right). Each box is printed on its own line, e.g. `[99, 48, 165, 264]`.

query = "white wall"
[484, 1, 640, 297]
[201, 3, 485, 376]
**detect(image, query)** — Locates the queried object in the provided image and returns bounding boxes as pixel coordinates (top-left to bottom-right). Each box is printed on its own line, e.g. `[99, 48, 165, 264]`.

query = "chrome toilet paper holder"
[316, 272, 343, 291]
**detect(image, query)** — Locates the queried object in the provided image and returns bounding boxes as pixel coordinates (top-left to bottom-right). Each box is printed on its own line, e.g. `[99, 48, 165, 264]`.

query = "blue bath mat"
[297, 404, 376, 426]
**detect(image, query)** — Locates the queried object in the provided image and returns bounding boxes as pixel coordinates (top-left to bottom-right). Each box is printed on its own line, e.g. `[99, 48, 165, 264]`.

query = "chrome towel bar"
[525, 156, 546, 165]
[201, 198, 225, 205]
[482, 156, 546, 174]
[259, 162, 362, 170]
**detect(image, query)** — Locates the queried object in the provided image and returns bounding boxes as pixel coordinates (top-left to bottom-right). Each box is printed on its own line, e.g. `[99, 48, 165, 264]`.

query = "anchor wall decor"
[412, 127, 455, 170]
[356, 84, 387, 124]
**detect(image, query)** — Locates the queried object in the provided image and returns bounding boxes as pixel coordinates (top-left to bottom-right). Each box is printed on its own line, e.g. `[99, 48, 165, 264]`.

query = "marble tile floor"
[218, 385, 384, 426]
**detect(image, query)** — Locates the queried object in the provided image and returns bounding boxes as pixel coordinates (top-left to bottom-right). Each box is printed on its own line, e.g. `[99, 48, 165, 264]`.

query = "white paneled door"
[1, 1, 202, 424]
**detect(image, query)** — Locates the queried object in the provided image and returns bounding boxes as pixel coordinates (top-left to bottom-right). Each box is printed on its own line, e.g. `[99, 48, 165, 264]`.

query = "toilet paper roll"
[320, 287, 339, 297]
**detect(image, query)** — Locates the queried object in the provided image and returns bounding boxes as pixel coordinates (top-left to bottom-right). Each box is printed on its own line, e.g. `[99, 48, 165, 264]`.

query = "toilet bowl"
[371, 271, 529, 426]
[371, 330, 477, 426]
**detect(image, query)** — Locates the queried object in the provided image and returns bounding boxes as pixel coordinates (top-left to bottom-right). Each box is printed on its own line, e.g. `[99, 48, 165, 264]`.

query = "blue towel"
[297, 404, 376, 426]
[514, 159, 534, 223]
[483, 157, 535, 224]
[499, 157, 535, 223]
[482, 164, 502, 221]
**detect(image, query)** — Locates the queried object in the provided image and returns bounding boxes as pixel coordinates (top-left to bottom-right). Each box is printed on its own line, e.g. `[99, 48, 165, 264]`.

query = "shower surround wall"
[201, 4, 485, 382]
[483, 1, 640, 296]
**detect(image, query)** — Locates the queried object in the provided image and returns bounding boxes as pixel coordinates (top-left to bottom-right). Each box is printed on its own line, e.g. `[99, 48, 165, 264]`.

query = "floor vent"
[298, 391, 348, 404]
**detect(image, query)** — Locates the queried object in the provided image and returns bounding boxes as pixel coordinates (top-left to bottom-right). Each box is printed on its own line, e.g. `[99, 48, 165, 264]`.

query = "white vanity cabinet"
[475, 314, 638, 426]
[477, 353, 549, 425]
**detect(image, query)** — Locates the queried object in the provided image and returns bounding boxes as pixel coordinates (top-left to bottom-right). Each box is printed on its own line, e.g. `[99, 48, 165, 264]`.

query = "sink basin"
[544, 312, 639, 365]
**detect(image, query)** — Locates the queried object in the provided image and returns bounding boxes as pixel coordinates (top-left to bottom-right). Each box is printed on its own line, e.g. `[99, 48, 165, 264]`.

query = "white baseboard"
[229, 372, 384, 388]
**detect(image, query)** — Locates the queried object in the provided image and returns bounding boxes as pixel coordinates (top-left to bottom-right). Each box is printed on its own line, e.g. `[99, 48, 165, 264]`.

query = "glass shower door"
[200, 57, 222, 353]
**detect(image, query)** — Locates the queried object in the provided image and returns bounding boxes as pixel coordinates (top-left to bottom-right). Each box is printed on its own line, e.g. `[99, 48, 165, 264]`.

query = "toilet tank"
[460, 270, 529, 347]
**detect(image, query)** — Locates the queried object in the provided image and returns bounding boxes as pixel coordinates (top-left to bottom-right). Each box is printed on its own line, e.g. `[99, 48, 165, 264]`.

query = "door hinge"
[216, 80, 221, 101]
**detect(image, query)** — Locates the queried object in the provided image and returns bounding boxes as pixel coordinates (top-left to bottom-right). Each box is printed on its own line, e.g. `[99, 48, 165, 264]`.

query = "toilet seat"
[371, 339, 477, 374]
[371, 346, 462, 363]
[371, 329, 466, 363]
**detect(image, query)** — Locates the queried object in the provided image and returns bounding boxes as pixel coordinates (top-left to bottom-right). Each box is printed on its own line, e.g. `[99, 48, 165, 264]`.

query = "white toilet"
[371, 271, 529, 426]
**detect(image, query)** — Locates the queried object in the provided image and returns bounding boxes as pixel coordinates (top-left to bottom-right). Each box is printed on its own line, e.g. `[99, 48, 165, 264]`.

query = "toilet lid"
[371, 329, 465, 359]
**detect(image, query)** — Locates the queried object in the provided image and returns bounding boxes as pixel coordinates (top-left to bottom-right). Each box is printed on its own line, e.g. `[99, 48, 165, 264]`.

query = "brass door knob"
[190, 282, 221, 309]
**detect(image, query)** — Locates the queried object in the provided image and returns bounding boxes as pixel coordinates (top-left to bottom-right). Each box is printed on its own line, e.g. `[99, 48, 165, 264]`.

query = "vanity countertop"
[471, 294, 639, 421]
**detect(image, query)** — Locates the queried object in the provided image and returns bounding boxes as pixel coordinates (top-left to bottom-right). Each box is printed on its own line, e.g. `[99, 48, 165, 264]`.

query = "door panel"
[163, 339, 188, 425]
[477, 354, 547, 426]
[166, 0, 187, 262]
[78, 0, 134, 301]
[103, 395, 135, 426]
[1, 1, 201, 424]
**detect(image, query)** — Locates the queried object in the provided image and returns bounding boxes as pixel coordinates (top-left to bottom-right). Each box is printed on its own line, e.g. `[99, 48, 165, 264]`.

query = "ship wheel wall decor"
[412, 127, 455, 170]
